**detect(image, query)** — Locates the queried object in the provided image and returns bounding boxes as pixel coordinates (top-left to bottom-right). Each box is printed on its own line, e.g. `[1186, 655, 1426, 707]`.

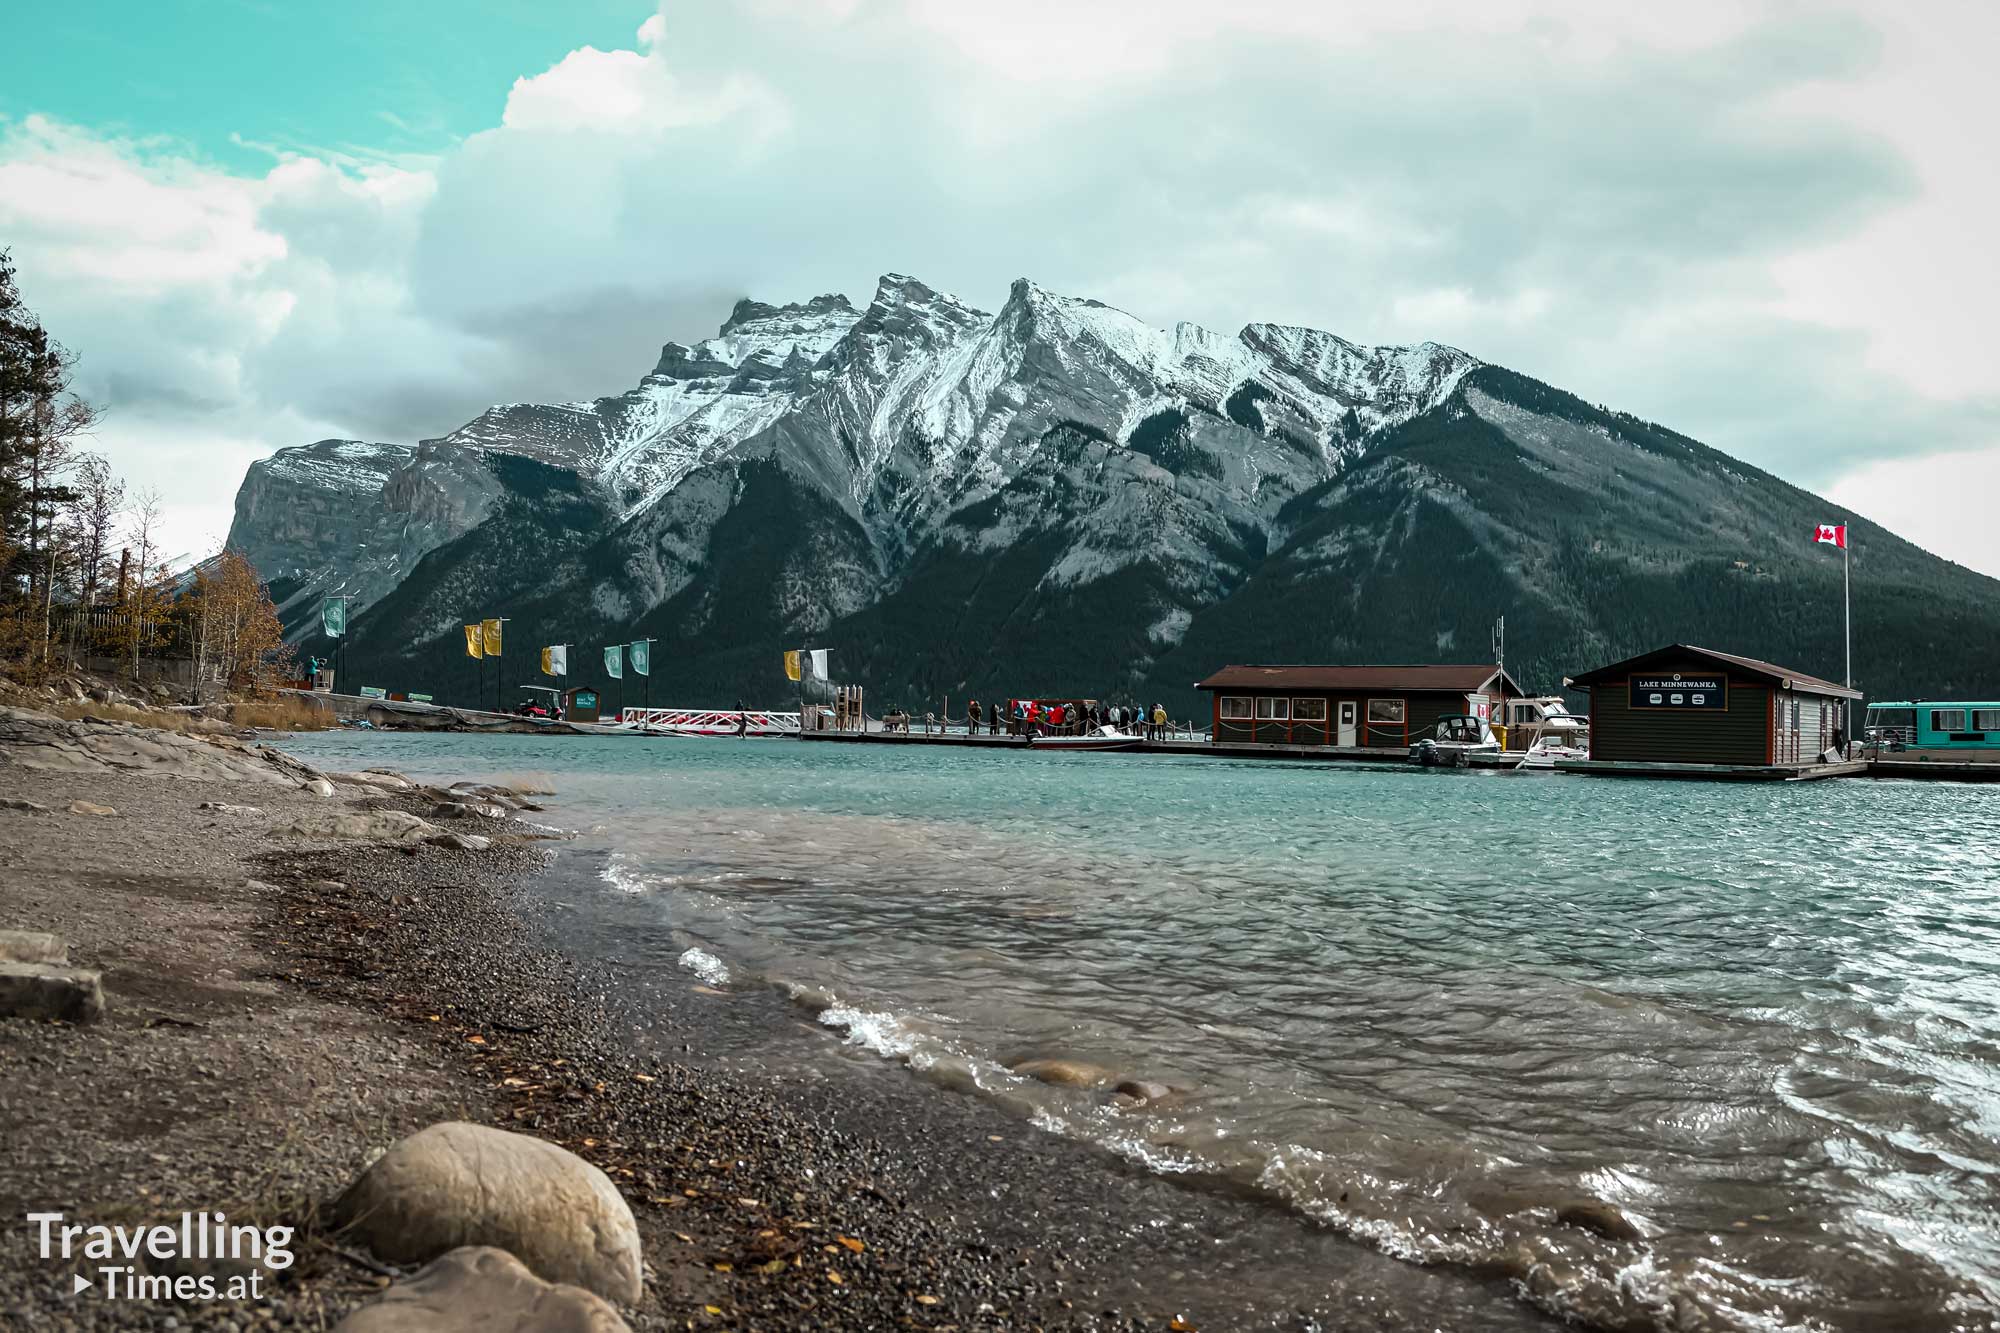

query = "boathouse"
[1195, 664, 1523, 747]
[1565, 644, 1860, 768]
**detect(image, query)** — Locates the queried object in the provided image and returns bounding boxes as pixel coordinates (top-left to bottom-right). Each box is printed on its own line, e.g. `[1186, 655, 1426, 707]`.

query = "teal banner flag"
[604, 644, 623, 680]
[321, 597, 346, 639]
[628, 640, 650, 677]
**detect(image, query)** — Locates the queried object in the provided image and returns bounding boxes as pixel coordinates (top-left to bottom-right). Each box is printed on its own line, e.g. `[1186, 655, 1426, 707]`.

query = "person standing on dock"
[989, 702, 1000, 734]
[968, 698, 982, 735]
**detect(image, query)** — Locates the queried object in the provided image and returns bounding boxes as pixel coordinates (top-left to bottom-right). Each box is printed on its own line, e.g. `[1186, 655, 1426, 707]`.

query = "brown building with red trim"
[1195, 664, 1523, 747]
[1565, 644, 1860, 767]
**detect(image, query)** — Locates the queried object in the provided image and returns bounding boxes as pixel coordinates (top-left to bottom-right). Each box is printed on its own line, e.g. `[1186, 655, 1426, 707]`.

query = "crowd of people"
[953, 697, 1173, 740]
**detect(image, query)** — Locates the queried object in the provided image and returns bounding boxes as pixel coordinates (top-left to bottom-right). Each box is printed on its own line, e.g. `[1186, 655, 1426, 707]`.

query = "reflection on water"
[279, 732, 2000, 1332]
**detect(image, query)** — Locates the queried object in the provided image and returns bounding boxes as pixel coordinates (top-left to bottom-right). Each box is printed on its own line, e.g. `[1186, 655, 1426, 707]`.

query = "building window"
[1933, 709, 1967, 732]
[1293, 698, 1327, 722]
[1973, 709, 2000, 731]
[1255, 697, 1290, 721]
[1366, 698, 1405, 723]
[1219, 696, 1252, 720]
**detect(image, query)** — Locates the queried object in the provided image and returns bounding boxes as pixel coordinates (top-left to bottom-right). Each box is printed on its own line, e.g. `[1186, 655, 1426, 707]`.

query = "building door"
[1337, 700, 1357, 746]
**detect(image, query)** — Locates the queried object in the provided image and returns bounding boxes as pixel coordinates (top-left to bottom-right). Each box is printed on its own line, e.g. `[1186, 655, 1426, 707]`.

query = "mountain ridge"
[225, 273, 2000, 713]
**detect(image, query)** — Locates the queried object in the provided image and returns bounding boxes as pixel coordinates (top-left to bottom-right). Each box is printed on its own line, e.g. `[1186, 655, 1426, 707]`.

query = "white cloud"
[2, 1, 1997, 578]
[1828, 446, 2000, 574]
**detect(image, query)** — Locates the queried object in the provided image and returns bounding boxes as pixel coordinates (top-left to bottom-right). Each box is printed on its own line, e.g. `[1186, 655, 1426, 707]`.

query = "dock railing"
[875, 713, 1206, 742]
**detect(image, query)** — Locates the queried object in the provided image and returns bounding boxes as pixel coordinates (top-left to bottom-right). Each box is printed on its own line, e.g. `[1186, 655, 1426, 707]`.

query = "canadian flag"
[1813, 523, 1847, 549]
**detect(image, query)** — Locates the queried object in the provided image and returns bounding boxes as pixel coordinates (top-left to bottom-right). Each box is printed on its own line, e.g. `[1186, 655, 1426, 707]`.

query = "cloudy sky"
[3, 0, 1997, 574]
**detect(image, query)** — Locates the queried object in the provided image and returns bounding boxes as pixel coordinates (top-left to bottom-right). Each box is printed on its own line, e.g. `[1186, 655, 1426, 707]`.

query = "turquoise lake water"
[276, 731, 2000, 1332]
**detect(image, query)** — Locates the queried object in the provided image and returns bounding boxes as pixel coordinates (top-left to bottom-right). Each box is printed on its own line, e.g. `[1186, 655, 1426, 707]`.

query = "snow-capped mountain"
[232, 273, 1478, 633]
[228, 274, 2000, 709]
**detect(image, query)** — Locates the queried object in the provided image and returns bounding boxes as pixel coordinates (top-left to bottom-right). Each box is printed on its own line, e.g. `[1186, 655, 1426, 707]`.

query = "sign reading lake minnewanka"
[1629, 674, 1728, 710]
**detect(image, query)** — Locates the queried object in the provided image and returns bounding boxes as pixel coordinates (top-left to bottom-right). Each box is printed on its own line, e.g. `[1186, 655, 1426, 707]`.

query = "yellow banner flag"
[482, 618, 503, 656]
[541, 646, 553, 676]
[464, 625, 483, 659]
[784, 649, 801, 682]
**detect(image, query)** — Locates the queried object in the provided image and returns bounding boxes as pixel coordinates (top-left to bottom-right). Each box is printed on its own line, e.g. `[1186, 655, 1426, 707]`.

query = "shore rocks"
[332, 1122, 643, 1305]
[0, 705, 304, 783]
[328, 770, 413, 792]
[199, 801, 266, 817]
[67, 799, 118, 817]
[277, 810, 445, 845]
[333, 1247, 631, 1333]
[1112, 1079, 1174, 1107]
[304, 776, 337, 797]
[429, 800, 508, 821]
[0, 961, 105, 1023]
[428, 832, 493, 852]
[1012, 1058, 1118, 1089]
[0, 796, 50, 813]
[0, 930, 67, 964]
[1554, 1198, 1645, 1244]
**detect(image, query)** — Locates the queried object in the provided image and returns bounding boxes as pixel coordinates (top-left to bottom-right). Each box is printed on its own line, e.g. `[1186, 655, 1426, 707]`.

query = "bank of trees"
[0, 247, 290, 691]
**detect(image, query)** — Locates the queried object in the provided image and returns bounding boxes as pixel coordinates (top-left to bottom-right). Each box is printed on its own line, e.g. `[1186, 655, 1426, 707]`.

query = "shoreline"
[0, 712, 1547, 1331]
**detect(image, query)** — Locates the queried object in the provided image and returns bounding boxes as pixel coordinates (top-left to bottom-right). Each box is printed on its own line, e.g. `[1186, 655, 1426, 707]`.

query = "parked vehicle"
[513, 686, 563, 721]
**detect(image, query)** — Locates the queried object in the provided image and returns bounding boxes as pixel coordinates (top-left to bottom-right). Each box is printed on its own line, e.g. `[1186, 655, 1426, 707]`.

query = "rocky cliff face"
[227, 438, 505, 626]
[229, 275, 2000, 709]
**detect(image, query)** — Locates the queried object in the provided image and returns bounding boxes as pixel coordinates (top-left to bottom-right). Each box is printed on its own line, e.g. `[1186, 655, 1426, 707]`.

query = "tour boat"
[1025, 726, 1144, 752]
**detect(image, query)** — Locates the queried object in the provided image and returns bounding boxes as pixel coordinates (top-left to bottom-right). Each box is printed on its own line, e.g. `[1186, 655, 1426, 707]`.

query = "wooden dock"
[799, 732, 2000, 783]
[1866, 758, 2000, 784]
[798, 730, 1516, 766]
[1555, 759, 1872, 782]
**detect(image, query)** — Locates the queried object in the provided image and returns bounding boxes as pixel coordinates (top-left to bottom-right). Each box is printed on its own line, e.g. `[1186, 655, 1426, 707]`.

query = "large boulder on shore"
[0, 930, 67, 964]
[1012, 1057, 1118, 1088]
[276, 809, 445, 845]
[332, 1122, 643, 1305]
[0, 962, 105, 1023]
[333, 1246, 630, 1333]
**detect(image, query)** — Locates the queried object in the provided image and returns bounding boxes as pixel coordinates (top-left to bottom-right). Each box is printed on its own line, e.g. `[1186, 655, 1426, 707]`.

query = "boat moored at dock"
[1864, 701, 2000, 761]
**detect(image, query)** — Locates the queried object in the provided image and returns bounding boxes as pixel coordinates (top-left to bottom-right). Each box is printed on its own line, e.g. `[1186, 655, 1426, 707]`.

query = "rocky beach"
[0, 703, 1546, 1333]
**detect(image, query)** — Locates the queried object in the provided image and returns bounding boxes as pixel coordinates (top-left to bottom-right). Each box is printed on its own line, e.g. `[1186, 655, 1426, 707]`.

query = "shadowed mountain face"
[229, 276, 2000, 713]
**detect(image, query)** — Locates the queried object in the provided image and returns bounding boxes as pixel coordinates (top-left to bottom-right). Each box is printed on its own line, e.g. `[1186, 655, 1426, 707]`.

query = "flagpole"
[1844, 536, 1852, 754]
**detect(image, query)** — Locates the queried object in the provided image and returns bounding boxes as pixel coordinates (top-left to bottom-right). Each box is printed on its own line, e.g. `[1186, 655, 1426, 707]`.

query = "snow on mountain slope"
[438, 293, 862, 515]
[402, 274, 1474, 535]
[233, 274, 1485, 628]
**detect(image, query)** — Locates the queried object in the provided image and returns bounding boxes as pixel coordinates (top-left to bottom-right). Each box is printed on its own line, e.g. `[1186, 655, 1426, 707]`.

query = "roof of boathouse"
[1194, 664, 1520, 694]
[1565, 644, 1860, 699]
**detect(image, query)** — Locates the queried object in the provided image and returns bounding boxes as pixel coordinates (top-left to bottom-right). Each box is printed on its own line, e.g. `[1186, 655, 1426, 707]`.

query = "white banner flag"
[808, 648, 828, 680]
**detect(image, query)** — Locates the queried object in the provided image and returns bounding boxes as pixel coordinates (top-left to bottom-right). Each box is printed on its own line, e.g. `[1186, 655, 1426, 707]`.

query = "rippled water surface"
[279, 732, 2000, 1331]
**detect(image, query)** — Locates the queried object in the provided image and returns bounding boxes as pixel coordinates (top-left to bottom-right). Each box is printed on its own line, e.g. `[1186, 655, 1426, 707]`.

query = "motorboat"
[1497, 694, 1589, 752]
[1515, 726, 1590, 770]
[1408, 714, 1503, 767]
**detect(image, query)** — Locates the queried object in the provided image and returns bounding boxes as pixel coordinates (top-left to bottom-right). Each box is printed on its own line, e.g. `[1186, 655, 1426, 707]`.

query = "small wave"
[819, 1004, 924, 1060]
[678, 947, 730, 986]
[787, 986, 1813, 1333]
[600, 854, 651, 895]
